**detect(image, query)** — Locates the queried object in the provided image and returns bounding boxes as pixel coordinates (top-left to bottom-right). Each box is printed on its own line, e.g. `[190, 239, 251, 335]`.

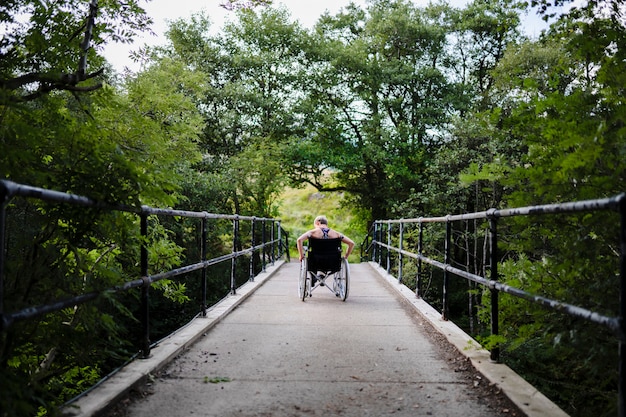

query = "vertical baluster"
[416, 220, 423, 299]
[386, 222, 391, 274]
[0, 187, 9, 328]
[271, 220, 275, 265]
[249, 218, 256, 282]
[373, 222, 378, 265]
[231, 216, 239, 295]
[488, 209, 500, 363]
[442, 217, 451, 320]
[618, 197, 626, 417]
[277, 220, 282, 260]
[398, 221, 404, 284]
[378, 222, 383, 266]
[261, 219, 266, 272]
[140, 213, 150, 358]
[201, 217, 207, 316]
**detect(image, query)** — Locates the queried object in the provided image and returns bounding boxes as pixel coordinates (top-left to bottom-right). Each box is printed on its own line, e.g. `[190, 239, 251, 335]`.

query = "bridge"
[64, 261, 565, 417]
[2, 180, 624, 417]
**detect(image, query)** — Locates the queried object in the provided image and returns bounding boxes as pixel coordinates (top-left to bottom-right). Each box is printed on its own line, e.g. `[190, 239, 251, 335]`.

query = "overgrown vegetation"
[278, 183, 366, 261]
[1, 0, 624, 415]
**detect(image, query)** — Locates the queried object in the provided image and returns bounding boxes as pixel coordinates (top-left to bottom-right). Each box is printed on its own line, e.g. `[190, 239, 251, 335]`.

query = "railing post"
[398, 221, 404, 284]
[140, 213, 151, 358]
[386, 222, 392, 274]
[270, 220, 275, 265]
[372, 222, 378, 264]
[488, 209, 500, 362]
[249, 218, 256, 282]
[277, 220, 282, 259]
[0, 189, 9, 328]
[442, 216, 451, 320]
[231, 216, 239, 295]
[377, 222, 383, 266]
[618, 197, 626, 417]
[416, 220, 423, 299]
[201, 217, 207, 316]
[261, 219, 266, 272]
[378, 222, 383, 266]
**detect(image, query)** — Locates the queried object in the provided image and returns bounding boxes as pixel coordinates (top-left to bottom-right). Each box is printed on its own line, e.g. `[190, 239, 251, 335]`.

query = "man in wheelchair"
[296, 215, 355, 301]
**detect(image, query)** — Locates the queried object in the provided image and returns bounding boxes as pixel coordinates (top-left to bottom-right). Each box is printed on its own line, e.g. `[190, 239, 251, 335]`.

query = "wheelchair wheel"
[336, 258, 350, 301]
[299, 258, 308, 301]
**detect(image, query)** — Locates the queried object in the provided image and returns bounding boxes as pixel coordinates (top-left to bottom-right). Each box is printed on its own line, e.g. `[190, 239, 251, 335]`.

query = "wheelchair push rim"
[299, 258, 308, 301]
[334, 258, 349, 301]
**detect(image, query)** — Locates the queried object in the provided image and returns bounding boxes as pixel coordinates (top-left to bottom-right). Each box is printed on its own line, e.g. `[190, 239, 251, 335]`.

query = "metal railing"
[361, 193, 626, 416]
[0, 180, 289, 358]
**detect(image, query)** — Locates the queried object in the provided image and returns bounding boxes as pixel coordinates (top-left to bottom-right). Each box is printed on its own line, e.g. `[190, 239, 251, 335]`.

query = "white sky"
[104, 0, 367, 72]
[103, 0, 549, 72]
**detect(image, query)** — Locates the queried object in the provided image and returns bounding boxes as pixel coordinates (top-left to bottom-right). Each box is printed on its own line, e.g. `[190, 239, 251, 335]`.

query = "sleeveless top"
[308, 227, 343, 240]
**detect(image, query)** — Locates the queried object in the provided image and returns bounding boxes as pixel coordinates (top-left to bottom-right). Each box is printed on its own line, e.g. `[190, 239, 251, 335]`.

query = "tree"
[227, 139, 287, 217]
[447, 0, 523, 108]
[220, 0, 273, 10]
[0, 0, 151, 104]
[0, 2, 212, 412]
[458, 3, 626, 414]
[0, 50, 209, 415]
[285, 0, 467, 223]
[0, 1, 290, 414]
[0, 0, 272, 105]
[407, 0, 524, 216]
[161, 7, 305, 216]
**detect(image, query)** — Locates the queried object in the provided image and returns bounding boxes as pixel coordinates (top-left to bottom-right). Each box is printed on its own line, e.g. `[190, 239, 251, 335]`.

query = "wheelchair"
[298, 237, 350, 301]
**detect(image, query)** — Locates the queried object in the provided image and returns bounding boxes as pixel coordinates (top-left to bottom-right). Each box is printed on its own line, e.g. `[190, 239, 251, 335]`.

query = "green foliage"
[290, 0, 469, 222]
[226, 138, 288, 217]
[2, 0, 624, 415]
[0, 1, 151, 103]
[400, 2, 626, 414]
[0, 4, 213, 415]
[471, 214, 621, 416]
[278, 183, 365, 261]
[158, 8, 305, 217]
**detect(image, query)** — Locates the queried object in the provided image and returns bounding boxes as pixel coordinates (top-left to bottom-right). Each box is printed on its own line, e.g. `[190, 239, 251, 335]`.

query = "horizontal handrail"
[0, 179, 277, 222]
[375, 193, 625, 224]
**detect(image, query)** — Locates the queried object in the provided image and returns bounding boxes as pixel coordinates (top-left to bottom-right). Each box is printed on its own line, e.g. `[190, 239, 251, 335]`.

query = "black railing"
[0, 180, 289, 358]
[361, 193, 626, 416]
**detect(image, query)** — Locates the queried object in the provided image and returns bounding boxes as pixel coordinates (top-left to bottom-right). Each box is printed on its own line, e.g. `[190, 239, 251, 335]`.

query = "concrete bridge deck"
[64, 261, 567, 417]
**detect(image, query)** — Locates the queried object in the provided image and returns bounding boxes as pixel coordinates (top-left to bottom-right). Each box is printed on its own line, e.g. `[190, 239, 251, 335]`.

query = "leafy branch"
[220, 0, 273, 11]
[1, 0, 102, 103]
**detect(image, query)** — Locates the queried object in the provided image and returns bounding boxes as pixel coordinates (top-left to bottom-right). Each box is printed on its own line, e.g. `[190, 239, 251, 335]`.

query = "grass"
[276, 184, 366, 262]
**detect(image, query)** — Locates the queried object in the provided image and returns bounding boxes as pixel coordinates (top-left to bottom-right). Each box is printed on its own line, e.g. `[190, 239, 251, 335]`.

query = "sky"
[104, 0, 371, 71]
[103, 0, 549, 72]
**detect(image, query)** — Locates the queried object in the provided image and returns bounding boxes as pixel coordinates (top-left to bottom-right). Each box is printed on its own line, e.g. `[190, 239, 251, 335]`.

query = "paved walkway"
[106, 262, 528, 417]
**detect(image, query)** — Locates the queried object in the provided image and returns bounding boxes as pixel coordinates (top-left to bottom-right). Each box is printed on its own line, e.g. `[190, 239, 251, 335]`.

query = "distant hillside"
[277, 185, 366, 262]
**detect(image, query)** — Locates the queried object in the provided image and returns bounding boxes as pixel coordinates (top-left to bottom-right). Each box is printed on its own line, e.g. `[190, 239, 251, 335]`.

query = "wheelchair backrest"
[307, 237, 342, 273]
